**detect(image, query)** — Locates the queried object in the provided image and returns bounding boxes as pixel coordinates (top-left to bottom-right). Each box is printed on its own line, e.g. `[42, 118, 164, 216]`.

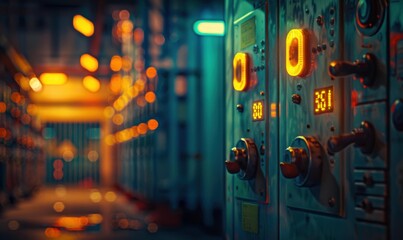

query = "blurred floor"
[0, 186, 222, 240]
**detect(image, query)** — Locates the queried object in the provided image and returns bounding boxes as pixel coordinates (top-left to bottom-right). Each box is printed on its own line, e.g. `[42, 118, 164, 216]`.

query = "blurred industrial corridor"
[2, 0, 403, 239]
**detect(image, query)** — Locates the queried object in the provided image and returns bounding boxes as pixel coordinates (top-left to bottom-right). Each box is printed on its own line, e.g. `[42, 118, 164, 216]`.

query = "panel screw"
[316, 16, 324, 26]
[322, 43, 327, 50]
[305, 8, 309, 14]
[260, 91, 265, 96]
[236, 104, 244, 112]
[292, 94, 302, 104]
[330, 18, 335, 25]
[329, 7, 335, 15]
[329, 40, 335, 48]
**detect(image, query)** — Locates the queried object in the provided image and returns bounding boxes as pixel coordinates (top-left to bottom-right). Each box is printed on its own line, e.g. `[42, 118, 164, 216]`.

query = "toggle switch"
[328, 53, 376, 87]
[225, 138, 258, 180]
[280, 136, 322, 187]
[327, 121, 375, 155]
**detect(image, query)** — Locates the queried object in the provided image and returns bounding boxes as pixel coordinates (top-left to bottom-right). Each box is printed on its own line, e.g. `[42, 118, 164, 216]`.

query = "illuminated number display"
[252, 100, 264, 121]
[314, 86, 334, 115]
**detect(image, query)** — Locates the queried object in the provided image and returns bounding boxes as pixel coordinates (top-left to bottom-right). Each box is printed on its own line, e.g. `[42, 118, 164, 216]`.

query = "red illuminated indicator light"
[233, 52, 250, 91]
[252, 100, 264, 121]
[286, 29, 310, 77]
[314, 86, 334, 115]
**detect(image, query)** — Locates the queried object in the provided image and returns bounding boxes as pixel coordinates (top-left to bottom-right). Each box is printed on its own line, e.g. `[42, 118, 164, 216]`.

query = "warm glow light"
[8, 220, 19, 231]
[63, 150, 74, 162]
[45, 227, 61, 238]
[110, 55, 122, 72]
[73, 15, 94, 37]
[270, 103, 277, 118]
[131, 126, 139, 138]
[14, 73, 31, 91]
[27, 104, 37, 115]
[145, 91, 156, 103]
[136, 96, 146, 107]
[147, 223, 159, 233]
[104, 191, 117, 202]
[55, 185, 67, 197]
[11, 92, 22, 104]
[56, 217, 88, 231]
[286, 29, 309, 77]
[134, 28, 144, 44]
[40, 73, 67, 85]
[137, 123, 148, 135]
[119, 10, 130, 20]
[122, 56, 132, 71]
[128, 86, 139, 98]
[147, 119, 159, 131]
[135, 79, 145, 92]
[103, 106, 115, 118]
[0, 102, 6, 113]
[29, 77, 42, 92]
[146, 67, 157, 78]
[88, 214, 103, 224]
[83, 76, 101, 92]
[193, 20, 225, 36]
[90, 190, 102, 203]
[112, 114, 124, 125]
[110, 74, 122, 94]
[87, 150, 99, 162]
[80, 54, 98, 72]
[105, 135, 116, 146]
[53, 201, 65, 213]
[232, 52, 250, 91]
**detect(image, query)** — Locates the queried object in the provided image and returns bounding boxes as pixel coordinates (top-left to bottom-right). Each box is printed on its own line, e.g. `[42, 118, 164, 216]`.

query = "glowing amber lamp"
[232, 52, 250, 91]
[40, 73, 67, 85]
[83, 76, 101, 92]
[110, 55, 122, 72]
[286, 29, 309, 77]
[73, 15, 94, 37]
[80, 54, 98, 72]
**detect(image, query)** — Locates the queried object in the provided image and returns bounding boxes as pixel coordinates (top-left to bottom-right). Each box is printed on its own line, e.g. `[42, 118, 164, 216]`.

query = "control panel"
[225, 0, 279, 239]
[225, 0, 403, 239]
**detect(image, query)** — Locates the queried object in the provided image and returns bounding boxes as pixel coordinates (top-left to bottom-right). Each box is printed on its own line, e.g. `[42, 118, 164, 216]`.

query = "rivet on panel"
[236, 104, 244, 112]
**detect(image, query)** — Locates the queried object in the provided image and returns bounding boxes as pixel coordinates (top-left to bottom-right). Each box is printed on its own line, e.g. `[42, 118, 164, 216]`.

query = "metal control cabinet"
[225, 0, 279, 239]
[226, 0, 403, 239]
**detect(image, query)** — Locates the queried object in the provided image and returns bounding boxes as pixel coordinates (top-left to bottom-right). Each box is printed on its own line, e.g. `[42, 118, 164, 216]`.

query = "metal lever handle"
[327, 121, 375, 155]
[328, 53, 376, 87]
[279, 162, 299, 178]
[225, 160, 241, 174]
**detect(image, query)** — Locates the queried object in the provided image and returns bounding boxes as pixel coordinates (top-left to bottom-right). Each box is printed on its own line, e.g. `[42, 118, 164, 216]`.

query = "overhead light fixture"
[193, 20, 225, 36]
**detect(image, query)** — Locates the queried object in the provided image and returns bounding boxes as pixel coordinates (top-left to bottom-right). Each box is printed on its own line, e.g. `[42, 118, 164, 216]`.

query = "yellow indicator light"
[80, 54, 98, 72]
[39, 73, 67, 85]
[29, 77, 42, 92]
[314, 86, 334, 115]
[73, 15, 94, 37]
[286, 29, 310, 77]
[83, 76, 101, 92]
[252, 100, 264, 121]
[193, 20, 225, 36]
[233, 52, 250, 91]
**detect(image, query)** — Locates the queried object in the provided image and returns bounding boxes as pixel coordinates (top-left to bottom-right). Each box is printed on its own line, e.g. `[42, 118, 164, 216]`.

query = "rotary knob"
[280, 136, 322, 187]
[356, 0, 385, 36]
[225, 138, 258, 180]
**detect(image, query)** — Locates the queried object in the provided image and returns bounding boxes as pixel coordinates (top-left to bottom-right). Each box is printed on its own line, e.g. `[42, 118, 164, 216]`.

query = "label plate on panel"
[241, 202, 258, 233]
[241, 17, 256, 49]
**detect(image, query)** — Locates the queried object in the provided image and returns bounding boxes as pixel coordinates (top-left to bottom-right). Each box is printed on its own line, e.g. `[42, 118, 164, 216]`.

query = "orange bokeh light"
[110, 55, 122, 72]
[145, 91, 156, 103]
[147, 119, 159, 131]
[146, 67, 157, 79]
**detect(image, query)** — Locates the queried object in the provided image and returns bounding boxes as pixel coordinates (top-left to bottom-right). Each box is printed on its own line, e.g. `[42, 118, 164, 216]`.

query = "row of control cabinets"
[0, 76, 45, 210]
[225, 0, 403, 239]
